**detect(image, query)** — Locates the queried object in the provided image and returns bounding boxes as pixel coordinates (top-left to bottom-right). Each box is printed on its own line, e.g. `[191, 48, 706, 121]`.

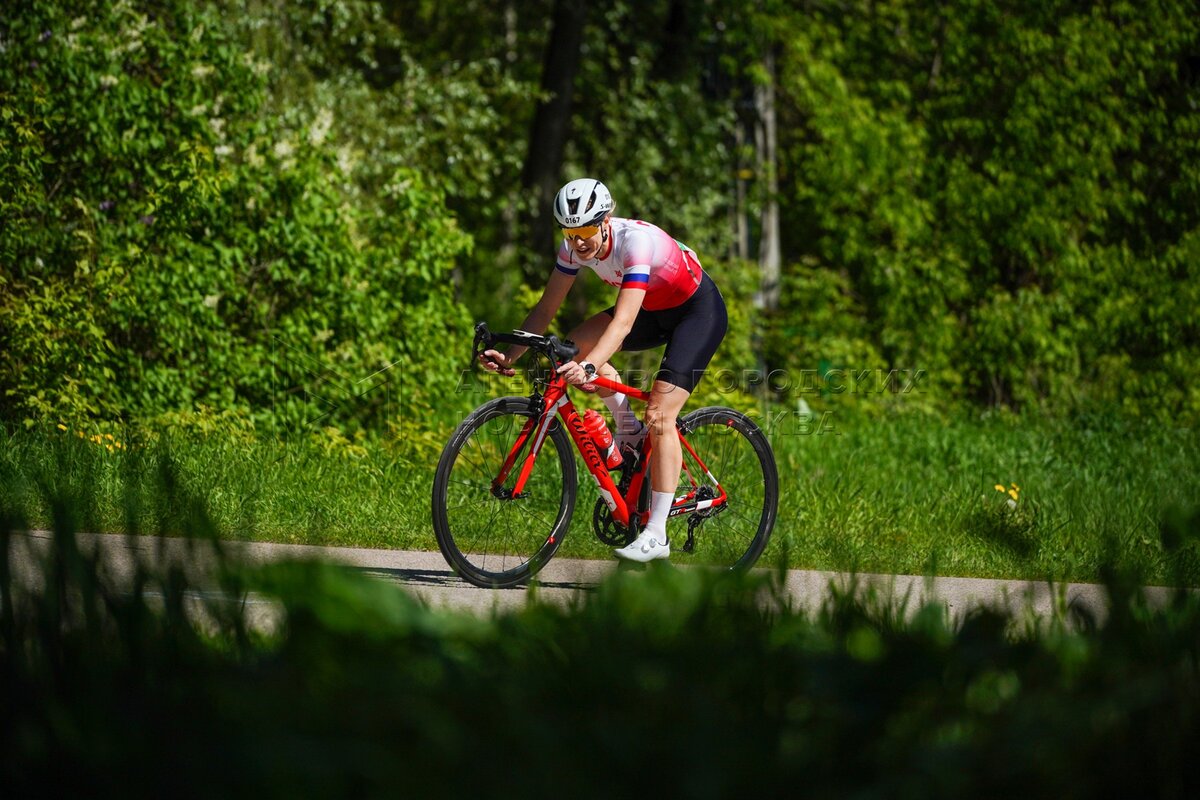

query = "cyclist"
[480, 178, 728, 563]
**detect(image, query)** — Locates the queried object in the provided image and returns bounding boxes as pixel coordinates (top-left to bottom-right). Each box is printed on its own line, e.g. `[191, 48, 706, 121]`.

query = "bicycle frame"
[492, 372, 729, 532]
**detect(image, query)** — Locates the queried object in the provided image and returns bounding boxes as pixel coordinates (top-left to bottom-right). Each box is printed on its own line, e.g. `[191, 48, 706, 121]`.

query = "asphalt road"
[10, 530, 1176, 625]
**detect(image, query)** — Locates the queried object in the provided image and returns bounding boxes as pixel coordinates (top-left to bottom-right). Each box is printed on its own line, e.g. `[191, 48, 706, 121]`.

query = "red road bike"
[431, 323, 779, 588]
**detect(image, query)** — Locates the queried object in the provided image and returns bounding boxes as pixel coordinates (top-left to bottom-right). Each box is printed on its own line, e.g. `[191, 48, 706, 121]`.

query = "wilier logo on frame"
[270, 337, 408, 439]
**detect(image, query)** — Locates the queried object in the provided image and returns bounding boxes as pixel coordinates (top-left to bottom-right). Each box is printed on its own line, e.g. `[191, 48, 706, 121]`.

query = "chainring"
[592, 497, 635, 547]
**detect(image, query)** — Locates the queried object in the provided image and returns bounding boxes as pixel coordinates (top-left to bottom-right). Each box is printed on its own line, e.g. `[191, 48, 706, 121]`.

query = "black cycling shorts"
[604, 272, 728, 393]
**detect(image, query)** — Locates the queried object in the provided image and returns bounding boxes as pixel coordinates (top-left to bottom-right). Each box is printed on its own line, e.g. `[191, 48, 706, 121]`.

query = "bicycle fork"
[493, 390, 635, 526]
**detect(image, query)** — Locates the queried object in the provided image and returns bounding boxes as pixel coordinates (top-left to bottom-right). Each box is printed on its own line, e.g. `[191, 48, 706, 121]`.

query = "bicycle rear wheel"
[432, 397, 577, 588]
[676, 406, 779, 570]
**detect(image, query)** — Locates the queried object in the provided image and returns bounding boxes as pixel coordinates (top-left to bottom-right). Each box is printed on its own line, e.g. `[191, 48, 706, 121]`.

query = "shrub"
[0, 0, 472, 433]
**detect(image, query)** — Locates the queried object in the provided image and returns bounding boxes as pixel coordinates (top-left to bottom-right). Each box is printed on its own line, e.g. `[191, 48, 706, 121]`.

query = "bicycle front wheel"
[676, 406, 779, 570]
[432, 397, 578, 588]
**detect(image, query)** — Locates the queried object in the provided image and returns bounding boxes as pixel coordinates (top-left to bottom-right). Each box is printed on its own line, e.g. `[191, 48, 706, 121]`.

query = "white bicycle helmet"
[553, 178, 614, 228]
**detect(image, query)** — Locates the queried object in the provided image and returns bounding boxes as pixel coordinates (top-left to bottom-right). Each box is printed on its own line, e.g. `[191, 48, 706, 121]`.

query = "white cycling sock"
[603, 391, 643, 435]
[644, 490, 675, 537]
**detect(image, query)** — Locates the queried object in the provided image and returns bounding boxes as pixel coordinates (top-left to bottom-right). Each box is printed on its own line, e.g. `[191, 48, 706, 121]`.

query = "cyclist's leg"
[611, 378, 688, 560]
[618, 276, 728, 556]
[651, 278, 728, 486]
[565, 311, 626, 396]
[645, 380, 691, 493]
[606, 378, 689, 562]
[570, 308, 667, 437]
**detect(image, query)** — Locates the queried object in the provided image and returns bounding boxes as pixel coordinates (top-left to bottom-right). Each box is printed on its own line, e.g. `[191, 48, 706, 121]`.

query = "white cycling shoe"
[614, 528, 670, 563]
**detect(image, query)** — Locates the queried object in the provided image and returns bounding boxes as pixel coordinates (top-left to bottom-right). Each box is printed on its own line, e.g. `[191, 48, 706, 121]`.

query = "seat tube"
[559, 398, 631, 526]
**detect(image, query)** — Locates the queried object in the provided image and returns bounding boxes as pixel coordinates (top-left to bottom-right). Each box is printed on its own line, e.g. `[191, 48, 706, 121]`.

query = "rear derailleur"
[681, 486, 721, 553]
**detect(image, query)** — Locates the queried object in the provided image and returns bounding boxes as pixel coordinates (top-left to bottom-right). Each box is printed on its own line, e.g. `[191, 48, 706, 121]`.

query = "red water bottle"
[582, 409, 623, 469]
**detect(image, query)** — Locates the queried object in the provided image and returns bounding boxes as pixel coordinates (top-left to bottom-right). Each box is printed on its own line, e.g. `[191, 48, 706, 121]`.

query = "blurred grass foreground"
[3, 488, 1200, 797]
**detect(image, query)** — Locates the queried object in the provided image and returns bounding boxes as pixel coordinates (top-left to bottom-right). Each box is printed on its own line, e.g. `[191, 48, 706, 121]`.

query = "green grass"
[768, 409, 1200, 584]
[3, 408, 1198, 584]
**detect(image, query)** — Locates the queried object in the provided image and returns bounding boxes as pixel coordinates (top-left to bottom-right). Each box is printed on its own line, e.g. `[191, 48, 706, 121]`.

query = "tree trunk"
[521, 0, 588, 281]
[732, 119, 751, 261]
[495, 0, 521, 279]
[652, 0, 693, 82]
[754, 47, 781, 312]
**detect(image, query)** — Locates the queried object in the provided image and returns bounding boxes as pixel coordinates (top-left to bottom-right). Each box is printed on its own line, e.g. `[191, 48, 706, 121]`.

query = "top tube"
[585, 374, 650, 403]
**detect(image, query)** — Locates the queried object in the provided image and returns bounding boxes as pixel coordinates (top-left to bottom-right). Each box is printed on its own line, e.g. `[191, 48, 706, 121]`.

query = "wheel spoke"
[673, 410, 777, 570]
[433, 402, 575, 587]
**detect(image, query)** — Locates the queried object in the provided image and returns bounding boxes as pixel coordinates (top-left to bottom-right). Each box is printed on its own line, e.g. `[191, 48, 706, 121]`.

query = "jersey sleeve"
[619, 229, 653, 288]
[554, 240, 580, 275]
[621, 265, 650, 288]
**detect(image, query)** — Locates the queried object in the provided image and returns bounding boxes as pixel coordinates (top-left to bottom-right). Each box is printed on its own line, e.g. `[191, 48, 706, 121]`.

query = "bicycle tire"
[432, 396, 578, 588]
[676, 406, 779, 570]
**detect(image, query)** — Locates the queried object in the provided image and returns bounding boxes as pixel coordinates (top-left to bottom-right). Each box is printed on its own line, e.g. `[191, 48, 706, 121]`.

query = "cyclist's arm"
[497, 268, 576, 363]
[582, 285, 645, 369]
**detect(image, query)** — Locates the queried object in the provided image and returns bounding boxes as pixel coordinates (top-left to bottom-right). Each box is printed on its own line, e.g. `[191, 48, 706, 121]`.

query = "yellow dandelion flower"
[104, 433, 114, 441]
[1011, 483, 1020, 492]
[994, 484, 1006, 492]
[76, 430, 85, 439]
[106, 444, 114, 453]
[1008, 488, 1019, 501]
[57, 423, 68, 431]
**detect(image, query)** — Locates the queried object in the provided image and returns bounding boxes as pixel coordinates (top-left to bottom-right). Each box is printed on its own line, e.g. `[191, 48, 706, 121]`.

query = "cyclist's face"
[564, 220, 605, 259]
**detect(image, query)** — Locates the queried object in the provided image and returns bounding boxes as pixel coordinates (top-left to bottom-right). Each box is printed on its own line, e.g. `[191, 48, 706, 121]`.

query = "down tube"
[558, 401, 630, 526]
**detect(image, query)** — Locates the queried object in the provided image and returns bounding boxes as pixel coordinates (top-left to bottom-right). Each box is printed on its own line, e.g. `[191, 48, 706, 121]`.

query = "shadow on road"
[351, 566, 593, 593]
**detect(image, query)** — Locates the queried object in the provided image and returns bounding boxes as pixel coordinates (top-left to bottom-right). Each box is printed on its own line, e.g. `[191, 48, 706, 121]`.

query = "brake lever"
[547, 335, 579, 365]
[472, 321, 495, 364]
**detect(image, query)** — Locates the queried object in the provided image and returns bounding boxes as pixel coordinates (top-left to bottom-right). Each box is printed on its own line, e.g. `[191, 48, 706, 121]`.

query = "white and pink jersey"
[555, 217, 704, 311]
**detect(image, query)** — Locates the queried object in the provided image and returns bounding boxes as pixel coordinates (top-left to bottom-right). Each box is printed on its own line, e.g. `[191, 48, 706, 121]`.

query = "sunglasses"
[561, 223, 602, 240]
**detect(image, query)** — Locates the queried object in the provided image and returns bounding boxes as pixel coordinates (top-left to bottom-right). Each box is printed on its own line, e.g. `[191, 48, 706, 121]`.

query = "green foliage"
[235, 0, 535, 232]
[4, 500, 1200, 796]
[760, 0, 1200, 420]
[1, 0, 474, 432]
[763, 259, 896, 408]
[3, 0, 1198, 432]
[571, 2, 737, 260]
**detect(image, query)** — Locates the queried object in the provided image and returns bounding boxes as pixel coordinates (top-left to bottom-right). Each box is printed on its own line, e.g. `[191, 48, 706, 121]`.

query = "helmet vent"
[567, 189, 596, 217]
[552, 178, 613, 227]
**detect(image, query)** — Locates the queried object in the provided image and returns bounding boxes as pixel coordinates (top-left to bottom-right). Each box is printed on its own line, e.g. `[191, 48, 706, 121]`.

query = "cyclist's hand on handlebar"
[479, 349, 516, 377]
[556, 360, 597, 391]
